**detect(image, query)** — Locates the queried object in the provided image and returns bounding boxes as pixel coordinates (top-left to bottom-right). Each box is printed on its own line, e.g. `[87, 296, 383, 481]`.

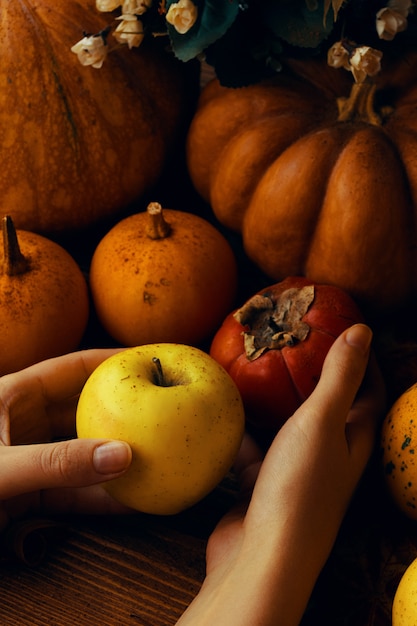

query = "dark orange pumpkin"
[0, 0, 194, 233]
[0, 216, 89, 375]
[186, 55, 417, 313]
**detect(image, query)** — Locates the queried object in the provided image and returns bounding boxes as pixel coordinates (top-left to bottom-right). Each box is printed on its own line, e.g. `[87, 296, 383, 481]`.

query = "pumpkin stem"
[2, 215, 30, 276]
[233, 286, 314, 361]
[146, 202, 172, 240]
[336, 81, 382, 126]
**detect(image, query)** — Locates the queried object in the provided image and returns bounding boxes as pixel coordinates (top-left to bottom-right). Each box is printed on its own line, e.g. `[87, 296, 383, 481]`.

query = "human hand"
[0, 348, 133, 534]
[178, 324, 386, 626]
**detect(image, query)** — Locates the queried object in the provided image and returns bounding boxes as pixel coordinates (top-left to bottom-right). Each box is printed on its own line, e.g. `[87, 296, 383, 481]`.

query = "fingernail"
[345, 324, 373, 355]
[93, 441, 132, 475]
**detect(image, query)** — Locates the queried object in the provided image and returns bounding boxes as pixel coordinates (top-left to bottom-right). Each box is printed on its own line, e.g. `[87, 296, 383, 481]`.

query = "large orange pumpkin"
[186, 55, 417, 313]
[0, 0, 194, 234]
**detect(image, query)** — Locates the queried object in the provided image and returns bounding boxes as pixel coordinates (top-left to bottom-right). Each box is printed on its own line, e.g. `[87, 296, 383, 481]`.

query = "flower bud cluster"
[71, 0, 198, 67]
[327, 0, 414, 82]
[328, 42, 383, 83]
[71, 0, 415, 74]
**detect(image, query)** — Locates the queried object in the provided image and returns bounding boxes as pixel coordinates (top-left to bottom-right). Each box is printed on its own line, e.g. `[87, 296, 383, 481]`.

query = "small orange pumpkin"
[0, 0, 194, 233]
[89, 202, 238, 347]
[186, 54, 417, 313]
[0, 216, 89, 375]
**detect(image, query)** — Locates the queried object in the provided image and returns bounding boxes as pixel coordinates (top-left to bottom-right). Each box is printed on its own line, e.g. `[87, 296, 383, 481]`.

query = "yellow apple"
[76, 343, 245, 515]
[393, 558, 417, 625]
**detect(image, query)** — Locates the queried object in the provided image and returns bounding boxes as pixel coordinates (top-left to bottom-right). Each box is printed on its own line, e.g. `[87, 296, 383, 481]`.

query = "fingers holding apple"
[76, 344, 245, 515]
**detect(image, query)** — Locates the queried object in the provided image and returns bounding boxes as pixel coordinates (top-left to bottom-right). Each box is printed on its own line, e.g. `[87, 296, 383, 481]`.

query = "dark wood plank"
[0, 477, 238, 625]
[0, 518, 204, 625]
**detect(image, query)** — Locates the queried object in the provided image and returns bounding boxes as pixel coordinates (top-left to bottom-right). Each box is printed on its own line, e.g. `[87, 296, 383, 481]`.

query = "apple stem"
[152, 357, 168, 387]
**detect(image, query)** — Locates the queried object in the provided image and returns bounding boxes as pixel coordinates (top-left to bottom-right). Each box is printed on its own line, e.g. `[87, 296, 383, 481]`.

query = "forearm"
[177, 523, 326, 626]
[177, 326, 380, 625]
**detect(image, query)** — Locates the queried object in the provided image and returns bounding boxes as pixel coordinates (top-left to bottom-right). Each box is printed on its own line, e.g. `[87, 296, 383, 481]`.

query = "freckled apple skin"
[76, 343, 245, 515]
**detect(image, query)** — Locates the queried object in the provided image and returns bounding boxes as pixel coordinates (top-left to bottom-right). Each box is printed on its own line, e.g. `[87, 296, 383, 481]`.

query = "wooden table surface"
[0, 456, 416, 626]
[0, 475, 238, 626]
[0, 517, 202, 626]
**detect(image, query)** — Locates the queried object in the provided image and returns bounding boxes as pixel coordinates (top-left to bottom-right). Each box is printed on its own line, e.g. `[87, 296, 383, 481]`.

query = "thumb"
[0, 439, 132, 499]
[299, 323, 373, 432]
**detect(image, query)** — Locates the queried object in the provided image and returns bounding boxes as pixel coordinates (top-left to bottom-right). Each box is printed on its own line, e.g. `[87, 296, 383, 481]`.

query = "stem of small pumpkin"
[146, 202, 172, 240]
[336, 81, 382, 126]
[2, 215, 29, 276]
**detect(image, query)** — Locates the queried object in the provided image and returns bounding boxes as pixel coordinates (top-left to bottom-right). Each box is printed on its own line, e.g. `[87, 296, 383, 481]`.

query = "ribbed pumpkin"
[186, 54, 417, 313]
[0, 0, 194, 233]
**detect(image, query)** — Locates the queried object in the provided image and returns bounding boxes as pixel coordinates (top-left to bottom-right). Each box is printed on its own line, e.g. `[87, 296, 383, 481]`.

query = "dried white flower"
[114, 14, 145, 48]
[122, 0, 152, 15]
[376, 7, 408, 39]
[349, 46, 383, 83]
[327, 41, 351, 70]
[166, 0, 198, 35]
[96, 0, 122, 11]
[71, 34, 108, 68]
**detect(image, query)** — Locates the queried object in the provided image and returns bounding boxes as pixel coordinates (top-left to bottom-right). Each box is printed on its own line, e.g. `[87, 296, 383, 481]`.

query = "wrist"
[177, 523, 323, 626]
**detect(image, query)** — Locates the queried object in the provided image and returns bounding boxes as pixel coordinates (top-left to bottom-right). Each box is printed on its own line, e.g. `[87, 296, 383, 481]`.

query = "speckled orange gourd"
[381, 383, 417, 520]
[89, 203, 238, 347]
[0, 216, 89, 375]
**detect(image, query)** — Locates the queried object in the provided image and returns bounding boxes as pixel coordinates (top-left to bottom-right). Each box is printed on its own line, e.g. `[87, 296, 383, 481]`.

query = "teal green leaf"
[260, 0, 334, 49]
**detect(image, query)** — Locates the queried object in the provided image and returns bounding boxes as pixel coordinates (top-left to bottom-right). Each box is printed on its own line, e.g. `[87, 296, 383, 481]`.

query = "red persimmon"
[210, 276, 364, 442]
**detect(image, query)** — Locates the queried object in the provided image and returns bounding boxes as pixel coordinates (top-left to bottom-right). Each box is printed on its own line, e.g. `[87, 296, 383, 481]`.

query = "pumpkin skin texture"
[0, 216, 89, 375]
[0, 0, 193, 233]
[381, 382, 417, 521]
[186, 56, 417, 313]
[209, 276, 364, 442]
[89, 202, 238, 347]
